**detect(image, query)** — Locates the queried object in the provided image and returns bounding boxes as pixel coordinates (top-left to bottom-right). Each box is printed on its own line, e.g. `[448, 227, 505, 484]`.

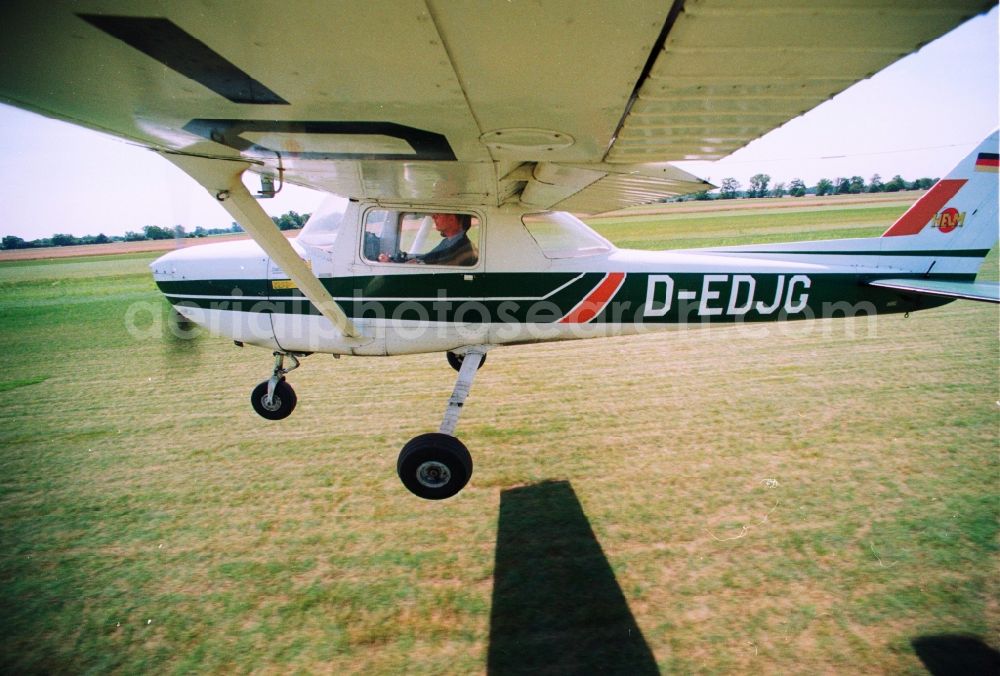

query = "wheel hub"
[415, 460, 451, 488]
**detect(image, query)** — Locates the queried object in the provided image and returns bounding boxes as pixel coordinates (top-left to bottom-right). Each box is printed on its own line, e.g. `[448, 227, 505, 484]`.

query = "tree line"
[1, 211, 310, 250]
[2, 175, 939, 249]
[694, 173, 937, 201]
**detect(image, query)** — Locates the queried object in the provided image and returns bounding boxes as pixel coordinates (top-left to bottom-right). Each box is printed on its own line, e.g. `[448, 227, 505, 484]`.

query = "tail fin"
[868, 132, 999, 303]
[882, 131, 998, 257]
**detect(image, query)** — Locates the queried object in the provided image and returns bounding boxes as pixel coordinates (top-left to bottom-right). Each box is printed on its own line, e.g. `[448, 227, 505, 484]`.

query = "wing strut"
[162, 152, 363, 339]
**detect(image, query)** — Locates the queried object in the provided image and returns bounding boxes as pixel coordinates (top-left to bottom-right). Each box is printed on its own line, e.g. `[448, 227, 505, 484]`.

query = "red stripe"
[976, 158, 999, 167]
[882, 179, 966, 237]
[558, 272, 626, 323]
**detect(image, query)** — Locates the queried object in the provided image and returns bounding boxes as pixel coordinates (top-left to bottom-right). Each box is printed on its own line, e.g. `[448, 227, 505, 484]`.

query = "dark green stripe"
[156, 279, 269, 297]
[163, 272, 957, 324]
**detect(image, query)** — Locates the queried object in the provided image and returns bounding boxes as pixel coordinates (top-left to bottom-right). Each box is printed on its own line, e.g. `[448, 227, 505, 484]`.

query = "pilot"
[419, 213, 477, 265]
[379, 213, 477, 266]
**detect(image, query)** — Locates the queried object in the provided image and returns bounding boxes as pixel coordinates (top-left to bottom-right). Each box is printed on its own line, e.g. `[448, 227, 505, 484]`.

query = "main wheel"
[447, 351, 487, 372]
[397, 433, 473, 500]
[250, 379, 297, 420]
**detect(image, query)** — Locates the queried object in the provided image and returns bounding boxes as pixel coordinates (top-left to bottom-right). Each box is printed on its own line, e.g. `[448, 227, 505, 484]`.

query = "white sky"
[0, 7, 996, 240]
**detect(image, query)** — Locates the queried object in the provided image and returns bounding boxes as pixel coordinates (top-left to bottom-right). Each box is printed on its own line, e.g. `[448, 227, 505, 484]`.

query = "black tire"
[250, 379, 297, 420]
[396, 433, 473, 500]
[447, 351, 487, 372]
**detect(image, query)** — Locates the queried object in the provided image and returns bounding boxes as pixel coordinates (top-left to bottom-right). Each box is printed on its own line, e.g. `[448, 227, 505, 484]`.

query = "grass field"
[1, 197, 997, 673]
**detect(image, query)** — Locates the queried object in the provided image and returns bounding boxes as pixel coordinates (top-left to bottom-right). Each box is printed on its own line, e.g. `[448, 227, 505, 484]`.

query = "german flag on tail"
[975, 152, 998, 172]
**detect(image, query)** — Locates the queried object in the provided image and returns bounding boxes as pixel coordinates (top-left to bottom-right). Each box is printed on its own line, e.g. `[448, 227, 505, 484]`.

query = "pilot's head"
[432, 213, 471, 237]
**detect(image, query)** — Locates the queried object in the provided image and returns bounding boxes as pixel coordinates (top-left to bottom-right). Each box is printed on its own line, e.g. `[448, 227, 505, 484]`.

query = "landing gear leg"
[250, 352, 301, 420]
[447, 349, 486, 372]
[397, 347, 488, 499]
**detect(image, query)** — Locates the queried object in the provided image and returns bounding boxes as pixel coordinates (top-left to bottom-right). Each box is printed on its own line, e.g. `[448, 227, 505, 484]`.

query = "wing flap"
[868, 278, 1000, 304]
[517, 162, 712, 213]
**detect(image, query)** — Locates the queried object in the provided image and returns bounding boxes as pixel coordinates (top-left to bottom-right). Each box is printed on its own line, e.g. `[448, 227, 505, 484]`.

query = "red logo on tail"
[933, 207, 965, 233]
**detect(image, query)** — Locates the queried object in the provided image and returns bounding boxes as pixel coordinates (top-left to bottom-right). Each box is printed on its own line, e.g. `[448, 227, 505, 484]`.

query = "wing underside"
[0, 0, 994, 212]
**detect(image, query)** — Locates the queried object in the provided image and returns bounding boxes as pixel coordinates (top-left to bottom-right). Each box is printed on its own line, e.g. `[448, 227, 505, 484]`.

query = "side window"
[522, 212, 613, 259]
[363, 211, 480, 266]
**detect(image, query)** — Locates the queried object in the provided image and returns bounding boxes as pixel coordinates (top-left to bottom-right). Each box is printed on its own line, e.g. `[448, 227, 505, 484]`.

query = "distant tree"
[124, 230, 147, 241]
[815, 178, 834, 196]
[834, 177, 851, 195]
[748, 173, 771, 198]
[788, 178, 807, 197]
[848, 176, 865, 194]
[190, 225, 239, 237]
[867, 174, 884, 193]
[910, 177, 936, 190]
[770, 182, 786, 198]
[883, 174, 906, 192]
[719, 177, 741, 199]
[1, 235, 26, 249]
[51, 233, 77, 246]
[143, 225, 174, 240]
[230, 222, 243, 233]
[691, 190, 712, 201]
[272, 210, 309, 231]
[173, 225, 186, 238]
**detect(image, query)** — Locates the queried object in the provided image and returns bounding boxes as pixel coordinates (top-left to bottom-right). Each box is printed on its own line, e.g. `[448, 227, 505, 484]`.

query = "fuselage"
[151, 202, 953, 356]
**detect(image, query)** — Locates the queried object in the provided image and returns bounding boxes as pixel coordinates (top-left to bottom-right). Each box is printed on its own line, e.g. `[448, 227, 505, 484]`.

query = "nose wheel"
[251, 378, 297, 420]
[250, 352, 301, 420]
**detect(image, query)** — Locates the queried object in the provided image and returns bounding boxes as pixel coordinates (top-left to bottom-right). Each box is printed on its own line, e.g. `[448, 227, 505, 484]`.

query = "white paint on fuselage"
[150, 203, 929, 356]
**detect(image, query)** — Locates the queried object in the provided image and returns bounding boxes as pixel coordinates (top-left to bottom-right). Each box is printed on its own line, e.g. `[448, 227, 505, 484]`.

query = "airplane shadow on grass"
[162, 303, 205, 363]
[911, 635, 1000, 675]
[488, 480, 659, 675]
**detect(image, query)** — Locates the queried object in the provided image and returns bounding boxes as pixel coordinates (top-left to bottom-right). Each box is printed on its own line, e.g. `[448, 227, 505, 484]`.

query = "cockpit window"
[522, 212, 614, 259]
[297, 196, 346, 246]
[363, 210, 480, 266]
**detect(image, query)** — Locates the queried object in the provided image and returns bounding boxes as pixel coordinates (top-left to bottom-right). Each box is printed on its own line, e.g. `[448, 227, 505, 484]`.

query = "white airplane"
[1, 2, 997, 499]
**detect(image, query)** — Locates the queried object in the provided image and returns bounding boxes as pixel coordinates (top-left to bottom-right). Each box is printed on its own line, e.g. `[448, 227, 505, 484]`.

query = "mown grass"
[590, 203, 906, 250]
[0, 198, 996, 673]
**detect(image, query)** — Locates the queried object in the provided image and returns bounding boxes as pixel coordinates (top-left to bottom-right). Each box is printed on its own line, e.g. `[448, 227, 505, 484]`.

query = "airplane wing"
[868, 278, 1000, 304]
[0, 0, 994, 213]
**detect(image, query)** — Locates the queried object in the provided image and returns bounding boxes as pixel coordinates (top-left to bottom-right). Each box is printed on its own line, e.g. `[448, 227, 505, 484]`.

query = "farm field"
[0, 197, 997, 673]
[0, 230, 300, 262]
[0, 191, 923, 261]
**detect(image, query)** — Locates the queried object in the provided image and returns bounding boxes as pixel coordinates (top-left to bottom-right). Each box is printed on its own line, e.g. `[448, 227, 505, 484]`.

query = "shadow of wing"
[912, 634, 1000, 676]
[488, 480, 658, 675]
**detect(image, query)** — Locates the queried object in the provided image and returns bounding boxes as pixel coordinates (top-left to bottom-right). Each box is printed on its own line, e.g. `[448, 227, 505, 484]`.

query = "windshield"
[522, 212, 614, 259]
[297, 196, 347, 245]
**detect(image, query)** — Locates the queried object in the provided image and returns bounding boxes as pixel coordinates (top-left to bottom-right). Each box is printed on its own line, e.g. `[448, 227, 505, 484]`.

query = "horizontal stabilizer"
[868, 278, 1000, 304]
